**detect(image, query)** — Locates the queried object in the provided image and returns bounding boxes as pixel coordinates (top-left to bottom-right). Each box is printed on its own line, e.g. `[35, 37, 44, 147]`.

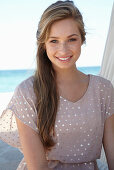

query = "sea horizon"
[0, 66, 101, 93]
[0, 65, 101, 71]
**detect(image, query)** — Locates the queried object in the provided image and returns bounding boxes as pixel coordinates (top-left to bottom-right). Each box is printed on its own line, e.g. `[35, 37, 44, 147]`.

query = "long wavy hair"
[33, 0, 86, 151]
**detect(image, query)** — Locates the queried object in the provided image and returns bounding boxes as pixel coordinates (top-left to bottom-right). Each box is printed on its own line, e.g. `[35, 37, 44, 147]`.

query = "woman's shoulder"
[90, 74, 113, 89]
[15, 76, 34, 91]
[14, 76, 36, 99]
[17, 76, 34, 90]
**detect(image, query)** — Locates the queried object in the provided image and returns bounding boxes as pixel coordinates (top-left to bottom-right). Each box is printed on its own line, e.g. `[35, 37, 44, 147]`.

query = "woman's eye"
[50, 40, 58, 43]
[69, 38, 77, 42]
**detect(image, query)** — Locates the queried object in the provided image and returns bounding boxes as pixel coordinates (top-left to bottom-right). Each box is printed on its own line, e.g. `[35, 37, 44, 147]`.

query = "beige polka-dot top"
[0, 74, 114, 170]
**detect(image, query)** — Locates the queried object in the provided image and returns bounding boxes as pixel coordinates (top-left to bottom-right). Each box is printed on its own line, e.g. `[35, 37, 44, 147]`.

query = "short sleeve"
[0, 82, 38, 149]
[105, 81, 114, 119]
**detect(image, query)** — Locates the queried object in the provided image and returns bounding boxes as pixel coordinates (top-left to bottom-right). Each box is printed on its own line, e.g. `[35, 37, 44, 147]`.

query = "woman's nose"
[58, 42, 69, 54]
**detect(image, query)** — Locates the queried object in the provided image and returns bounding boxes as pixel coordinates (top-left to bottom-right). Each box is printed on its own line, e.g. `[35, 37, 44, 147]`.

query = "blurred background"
[0, 0, 113, 92]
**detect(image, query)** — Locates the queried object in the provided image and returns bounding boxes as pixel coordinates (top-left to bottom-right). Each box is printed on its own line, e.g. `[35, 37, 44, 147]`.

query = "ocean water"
[0, 66, 101, 92]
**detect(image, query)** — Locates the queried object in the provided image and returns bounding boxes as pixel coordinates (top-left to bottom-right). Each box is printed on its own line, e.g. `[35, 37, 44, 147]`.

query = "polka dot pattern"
[0, 75, 114, 170]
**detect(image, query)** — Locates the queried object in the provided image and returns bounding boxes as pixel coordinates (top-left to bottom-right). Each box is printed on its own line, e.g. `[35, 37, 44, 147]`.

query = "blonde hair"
[34, 0, 86, 150]
[37, 1, 86, 43]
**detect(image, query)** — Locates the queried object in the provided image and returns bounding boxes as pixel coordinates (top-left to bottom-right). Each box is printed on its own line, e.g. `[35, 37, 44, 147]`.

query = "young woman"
[0, 1, 114, 170]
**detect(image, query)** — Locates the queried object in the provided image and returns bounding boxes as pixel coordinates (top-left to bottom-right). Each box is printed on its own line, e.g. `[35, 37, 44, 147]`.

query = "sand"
[0, 92, 108, 170]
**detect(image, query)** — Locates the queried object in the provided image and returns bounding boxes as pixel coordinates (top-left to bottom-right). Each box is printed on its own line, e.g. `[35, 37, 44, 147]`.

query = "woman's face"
[45, 18, 82, 71]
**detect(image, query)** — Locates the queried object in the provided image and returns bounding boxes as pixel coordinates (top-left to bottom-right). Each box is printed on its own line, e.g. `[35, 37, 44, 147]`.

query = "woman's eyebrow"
[68, 33, 79, 37]
[49, 34, 79, 39]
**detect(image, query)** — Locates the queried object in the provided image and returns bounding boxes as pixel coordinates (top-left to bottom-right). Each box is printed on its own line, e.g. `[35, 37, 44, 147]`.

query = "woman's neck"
[55, 66, 80, 85]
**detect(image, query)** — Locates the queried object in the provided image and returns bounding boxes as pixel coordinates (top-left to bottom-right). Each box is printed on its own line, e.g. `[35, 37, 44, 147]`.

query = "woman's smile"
[55, 56, 72, 62]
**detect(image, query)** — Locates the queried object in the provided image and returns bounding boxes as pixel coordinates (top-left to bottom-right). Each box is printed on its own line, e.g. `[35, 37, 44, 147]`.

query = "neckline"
[60, 74, 92, 104]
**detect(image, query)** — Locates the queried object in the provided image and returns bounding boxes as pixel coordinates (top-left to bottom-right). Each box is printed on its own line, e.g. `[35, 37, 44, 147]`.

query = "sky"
[0, 0, 113, 70]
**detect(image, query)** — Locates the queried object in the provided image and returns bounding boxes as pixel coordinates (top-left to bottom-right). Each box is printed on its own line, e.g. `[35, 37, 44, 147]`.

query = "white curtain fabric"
[99, 3, 114, 86]
[98, 3, 114, 169]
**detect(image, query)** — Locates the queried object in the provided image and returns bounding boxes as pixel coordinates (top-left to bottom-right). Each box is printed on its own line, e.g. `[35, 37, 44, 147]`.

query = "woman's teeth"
[57, 56, 71, 61]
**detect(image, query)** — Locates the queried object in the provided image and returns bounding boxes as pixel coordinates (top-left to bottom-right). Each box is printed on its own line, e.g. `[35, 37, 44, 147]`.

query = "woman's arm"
[103, 114, 114, 170]
[16, 117, 52, 170]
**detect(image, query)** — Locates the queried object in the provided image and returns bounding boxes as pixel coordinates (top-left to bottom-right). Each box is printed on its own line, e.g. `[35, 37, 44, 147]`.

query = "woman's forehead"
[49, 18, 80, 38]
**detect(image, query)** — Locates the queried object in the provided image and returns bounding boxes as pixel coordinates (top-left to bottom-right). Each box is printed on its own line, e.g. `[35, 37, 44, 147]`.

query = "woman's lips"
[56, 56, 72, 62]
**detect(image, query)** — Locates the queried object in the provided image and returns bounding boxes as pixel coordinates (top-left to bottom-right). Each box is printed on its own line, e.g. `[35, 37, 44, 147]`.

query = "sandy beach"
[0, 92, 108, 170]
